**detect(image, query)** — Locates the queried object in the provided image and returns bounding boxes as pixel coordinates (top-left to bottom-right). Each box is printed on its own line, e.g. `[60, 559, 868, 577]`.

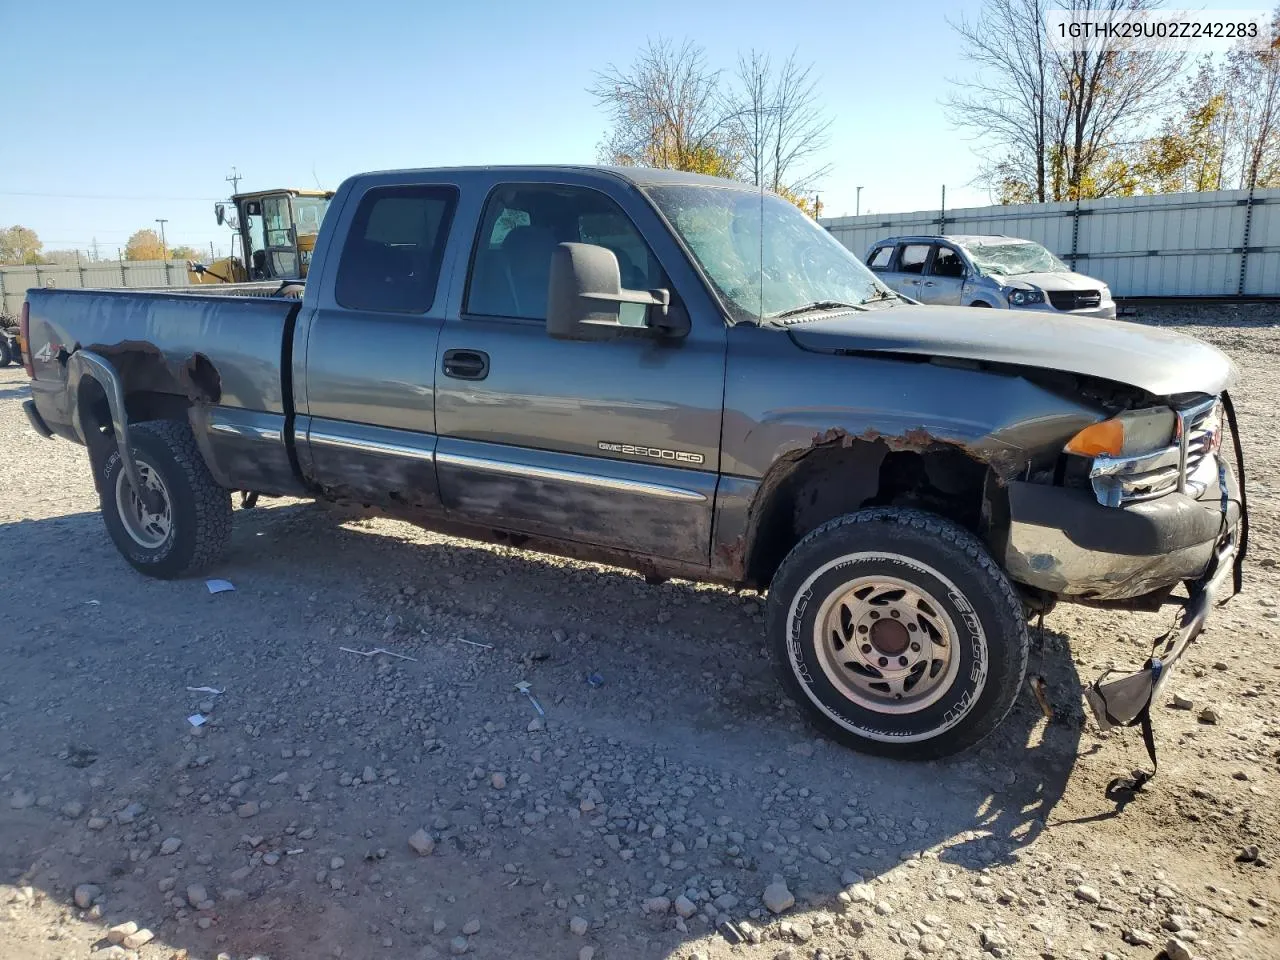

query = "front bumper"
[1002, 461, 1240, 601]
[1008, 298, 1117, 319]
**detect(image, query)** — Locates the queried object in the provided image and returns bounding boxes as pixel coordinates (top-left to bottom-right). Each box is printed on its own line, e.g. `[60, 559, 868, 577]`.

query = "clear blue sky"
[0, 0, 1249, 259]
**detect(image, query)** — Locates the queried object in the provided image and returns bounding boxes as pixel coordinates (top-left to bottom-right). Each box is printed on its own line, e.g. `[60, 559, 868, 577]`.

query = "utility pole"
[226, 166, 242, 197]
[856, 186, 863, 216]
[155, 219, 169, 259]
[91, 237, 100, 261]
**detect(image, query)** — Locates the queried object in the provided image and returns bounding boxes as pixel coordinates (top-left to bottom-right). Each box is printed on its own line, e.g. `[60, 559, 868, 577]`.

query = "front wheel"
[767, 508, 1028, 760]
[97, 420, 232, 579]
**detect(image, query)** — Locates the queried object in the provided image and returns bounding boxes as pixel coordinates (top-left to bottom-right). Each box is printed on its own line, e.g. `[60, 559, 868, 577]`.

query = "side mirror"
[214, 203, 226, 226]
[546, 243, 686, 341]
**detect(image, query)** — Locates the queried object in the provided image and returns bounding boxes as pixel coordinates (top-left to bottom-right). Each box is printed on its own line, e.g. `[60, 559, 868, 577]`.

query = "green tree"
[0, 225, 44, 264]
[168, 245, 201, 261]
[124, 229, 165, 260]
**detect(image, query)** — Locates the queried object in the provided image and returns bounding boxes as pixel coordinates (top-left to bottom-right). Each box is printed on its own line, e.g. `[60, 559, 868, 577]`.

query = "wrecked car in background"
[867, 234, 1117, 319]
[18, 165, 1245, 763]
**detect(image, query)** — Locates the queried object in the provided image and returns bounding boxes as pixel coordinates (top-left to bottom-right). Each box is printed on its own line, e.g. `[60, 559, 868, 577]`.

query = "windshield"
[644, 185, 893, 323]
[961, 239, 1067, 277]
[293, 195, 330, 239]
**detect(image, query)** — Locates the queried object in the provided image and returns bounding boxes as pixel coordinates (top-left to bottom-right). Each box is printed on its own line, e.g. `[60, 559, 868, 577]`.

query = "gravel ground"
[1, 304, 1277, 960]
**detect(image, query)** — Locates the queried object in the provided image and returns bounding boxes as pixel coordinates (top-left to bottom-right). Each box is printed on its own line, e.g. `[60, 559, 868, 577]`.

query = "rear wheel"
[0, 337, 12, 367]
[767, 508, 1028, 760]
[97, 420, 232, 578]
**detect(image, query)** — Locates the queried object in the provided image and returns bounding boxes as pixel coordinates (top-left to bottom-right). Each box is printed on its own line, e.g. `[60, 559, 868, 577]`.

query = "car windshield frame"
[960, 239, 1068, 277]
[642, 183, 895, 324]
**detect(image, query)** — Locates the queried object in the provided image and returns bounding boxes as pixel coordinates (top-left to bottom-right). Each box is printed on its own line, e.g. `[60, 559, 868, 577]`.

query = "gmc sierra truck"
[19, 166, 1246, 761]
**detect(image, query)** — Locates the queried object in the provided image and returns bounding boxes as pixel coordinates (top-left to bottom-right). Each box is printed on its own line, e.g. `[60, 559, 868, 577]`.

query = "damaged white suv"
[866, 234, 1117, 319]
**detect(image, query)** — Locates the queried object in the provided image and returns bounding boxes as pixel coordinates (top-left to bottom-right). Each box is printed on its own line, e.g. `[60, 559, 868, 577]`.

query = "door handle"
[922, 281, 936, 287]
[442, 349, 489, 381]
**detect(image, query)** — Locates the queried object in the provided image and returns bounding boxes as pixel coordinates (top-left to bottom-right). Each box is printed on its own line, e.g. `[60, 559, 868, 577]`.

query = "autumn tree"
[591, 38, 738, 176]
[0, 225, 44, 264]
[168, 245, 202, 261]
[589, 39, 832, 208]
[949, 0, 1183, 202]
[124, 229, 165, 260]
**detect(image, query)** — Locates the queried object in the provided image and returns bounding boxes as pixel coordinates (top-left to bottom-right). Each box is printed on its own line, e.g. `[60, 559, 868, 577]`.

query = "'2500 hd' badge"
[598, 441, 704, 465]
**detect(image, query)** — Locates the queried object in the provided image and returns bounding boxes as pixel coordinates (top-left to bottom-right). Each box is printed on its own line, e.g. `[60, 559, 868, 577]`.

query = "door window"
[930, 245, 966, 278]
[466, 184, 666, 322]
[334, 185, 458, 314]
[867, 245, 893, 271]
[898, 244, 930, 274]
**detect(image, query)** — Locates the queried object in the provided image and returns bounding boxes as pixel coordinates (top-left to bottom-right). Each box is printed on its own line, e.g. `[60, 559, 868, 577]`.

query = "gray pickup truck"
[19, 165, 1246, 762]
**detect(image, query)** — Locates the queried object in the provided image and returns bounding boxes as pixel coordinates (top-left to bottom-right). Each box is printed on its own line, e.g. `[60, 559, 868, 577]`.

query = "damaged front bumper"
[1002, 462, 1240, 602]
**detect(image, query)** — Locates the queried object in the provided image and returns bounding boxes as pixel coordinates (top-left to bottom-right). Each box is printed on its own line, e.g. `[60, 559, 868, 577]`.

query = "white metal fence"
[821, 188, 1280, 298]
[0, 259, 192, 316]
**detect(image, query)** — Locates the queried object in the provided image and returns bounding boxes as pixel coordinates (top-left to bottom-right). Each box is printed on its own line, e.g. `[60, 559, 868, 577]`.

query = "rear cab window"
[466, 183, 668, 322]
[334, 185, 458, 313]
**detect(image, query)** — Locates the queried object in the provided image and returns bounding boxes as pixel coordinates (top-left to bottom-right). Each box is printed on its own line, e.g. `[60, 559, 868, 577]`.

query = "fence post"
[120, 259, 127, 286]
[1238, 186, 1256, 297]
[1068, 197, 1081, 268]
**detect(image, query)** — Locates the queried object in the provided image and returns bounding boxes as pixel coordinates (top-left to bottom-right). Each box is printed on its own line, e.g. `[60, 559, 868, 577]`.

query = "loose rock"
[763, 880, 795, 914]
[408, 828, 435, 856]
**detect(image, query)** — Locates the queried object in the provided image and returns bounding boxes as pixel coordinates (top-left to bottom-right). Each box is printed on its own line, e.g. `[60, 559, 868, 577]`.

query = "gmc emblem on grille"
[598, 441, 705, 465]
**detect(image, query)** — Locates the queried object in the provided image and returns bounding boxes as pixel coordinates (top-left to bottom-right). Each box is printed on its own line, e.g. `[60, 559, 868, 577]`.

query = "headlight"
[1100, 285, 1111, 300]
[1006, 288, 1045, 306]
[1064, 407, 1176, 458]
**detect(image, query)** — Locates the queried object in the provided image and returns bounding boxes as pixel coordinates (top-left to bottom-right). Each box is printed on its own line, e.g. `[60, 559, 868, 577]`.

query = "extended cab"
[20, 166, 1245, 760]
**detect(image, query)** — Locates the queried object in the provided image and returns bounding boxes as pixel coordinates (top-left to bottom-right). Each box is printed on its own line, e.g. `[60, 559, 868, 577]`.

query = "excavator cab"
[205, 188, 333, 283]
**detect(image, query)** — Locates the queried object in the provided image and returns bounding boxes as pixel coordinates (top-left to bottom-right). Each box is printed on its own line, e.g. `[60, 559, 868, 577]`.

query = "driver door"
[917, 243, 967, 305]
[433, 179, 726, 565]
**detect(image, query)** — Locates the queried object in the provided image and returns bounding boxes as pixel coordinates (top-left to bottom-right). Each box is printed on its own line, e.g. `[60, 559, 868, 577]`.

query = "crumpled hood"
[996, 271, 1105, 292]
[783, 305, 1235, 397]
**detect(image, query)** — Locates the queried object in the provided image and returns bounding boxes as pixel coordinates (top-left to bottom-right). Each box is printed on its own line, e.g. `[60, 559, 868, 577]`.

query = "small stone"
[789, 919, 813, 942]
[1198, 707, 1219, 724]
[60, 800, 84, 819]
[714, 892, 740, 911]
[490, 773, 506, 790]
[674, 895, 697, 918]
[1237, 844, 1261, 863]
[87, 816, 109, 831]
[1165, 937, 1194, 960]
[90, 948, 127, 960]
[362, 765, 377, 783]
[408, 828, 435, 856]
[1074, 884, 1102, 904]
[160, 837, 182, 855]
[847, 882, 875, 904]
[237, 800, 259, 818]
[461, 918, 480, 935]
[919, 933, 945, 954]
[578, 948, 595, 960]
[763, 880, 795, 914]
[982, 929, 1008, 950]
[643, 896, 671, 914]
[569, 916, 589, 936]
[449, 935, 468, 955]
[433, 918, 448, 934]
[527, 717, 544, 732]
[107, 921, 138, 944]
[187, 884, 209, 908]
[1170, 693, 1194, 710]
[73, 884, 100, 909]
[116, 801, 145, 824]
[9, 789, 34, 810]
[122, 928, 154, 949]
[1123, 928, 1155, 947]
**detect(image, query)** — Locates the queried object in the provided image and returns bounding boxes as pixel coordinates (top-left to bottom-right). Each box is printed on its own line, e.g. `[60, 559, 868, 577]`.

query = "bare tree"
[589, 38, 736, 175]
[1229, 6, 1280, 189]
[949, 0, 1183, 201]
[947, 0, 1054, 201]
[731, 50, 833, 194]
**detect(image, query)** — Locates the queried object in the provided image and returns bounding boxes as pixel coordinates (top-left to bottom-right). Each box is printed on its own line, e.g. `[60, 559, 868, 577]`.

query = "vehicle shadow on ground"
[0, 502, 1084, 960]
[0, 383, 32, 401]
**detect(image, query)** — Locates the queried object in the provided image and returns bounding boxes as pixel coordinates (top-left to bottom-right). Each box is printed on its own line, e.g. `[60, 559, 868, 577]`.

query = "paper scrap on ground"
[187, 714, 207, 727]
[339, 646, 418, 662]
[186, 686, 224, 695]
[206, 579, 235, 594]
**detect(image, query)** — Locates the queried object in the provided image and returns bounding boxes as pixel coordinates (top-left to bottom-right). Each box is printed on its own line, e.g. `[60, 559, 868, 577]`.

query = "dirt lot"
[1, 304, 1277, 960]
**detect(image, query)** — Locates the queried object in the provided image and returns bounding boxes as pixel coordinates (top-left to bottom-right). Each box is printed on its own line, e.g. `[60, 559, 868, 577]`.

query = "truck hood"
[782, 305, 1235, 397]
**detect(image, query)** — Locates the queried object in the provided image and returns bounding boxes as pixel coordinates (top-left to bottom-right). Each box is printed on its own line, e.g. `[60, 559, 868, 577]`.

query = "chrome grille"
[1087, 397, 1220, 506]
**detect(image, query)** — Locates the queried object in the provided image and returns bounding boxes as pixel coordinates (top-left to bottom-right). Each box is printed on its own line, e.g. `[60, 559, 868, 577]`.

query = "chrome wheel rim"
[114, 462, 172, 548]
[813, 574, 959, 714]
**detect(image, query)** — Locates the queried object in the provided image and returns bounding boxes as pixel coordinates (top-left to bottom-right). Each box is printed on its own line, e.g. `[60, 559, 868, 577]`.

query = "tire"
[97, 420, 232, 579]
[969, 301, 992, 308]
[767, 508, 1028, 760]
[0, 337, 11, 367]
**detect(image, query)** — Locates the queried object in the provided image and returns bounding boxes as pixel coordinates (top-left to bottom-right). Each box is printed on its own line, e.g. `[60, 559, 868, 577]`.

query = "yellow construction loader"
[190, 188, 333, 285]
